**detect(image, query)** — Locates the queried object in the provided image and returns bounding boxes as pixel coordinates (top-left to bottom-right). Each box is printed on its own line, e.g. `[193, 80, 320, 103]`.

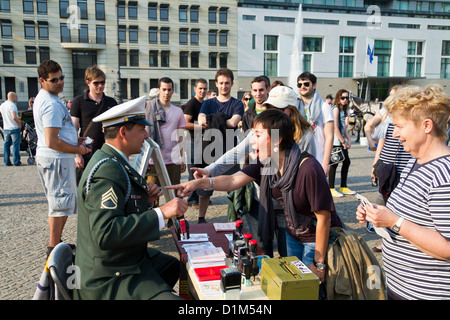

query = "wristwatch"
[392, 217, 405, 233]
[314, 260, 326, 271]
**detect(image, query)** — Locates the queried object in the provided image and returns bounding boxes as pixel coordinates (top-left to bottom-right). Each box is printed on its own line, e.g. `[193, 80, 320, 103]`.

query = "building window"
[1, 19, 12, 38]
[148, 3, 157, 21]
[264, 35, 278, 77]
[96, 25, 106, 44]
[208, 30, 217, 46]
[39, 46, 50, 62]
[303, 54, 312, 72]
[149, 27, 158, 43]
[38, 21, 49, 40]
[128, 1, 137, 20]
[209, 52, 217, 68]
[37, 0, 47, 15]
[374, 40, 392, 77]
[180, 51, 188, 68]
[406, 41, 423, 77]
[60, 23, 71, 42]
[79, 24, 88, 43]
[161, 50, 170, 67]
[441, 41, 450, 78]
[26, 46, 37, 64]
[179, 6, 188, 22]
[149, 50, 158, 67]
[180, 79, 189, 99]
[2, 45, 14, 64]
[160, 4, 169, 21]
[208, 7, 217, 24]
[339, 37, 355, 77]
[219, 53, 228, 68]
[179, 28, 188, 45]
[219, 30, 228, 46]
[24, 21, 35, 40]
[78, 0, 87, 19]
[190, 6, 199, 23]
[191, 52, 199, 68]
[119, 49, 127, 66]
[190, 29, 199, 45]
[59, 0, 69, 18]
[441, 58, 450, 78]
[129, 26, 138, 43]
[95, 0, 105, 20]
[303, 37, 322, 52]
[117, 1, 125, 19]
[23, 0, 34, 13]
[160, 28, 169, 44]
[0, 0, 10, 12]
[118, 25, 126, 43]
[130, 49, 139, 66]
[219, 8, 228, 24]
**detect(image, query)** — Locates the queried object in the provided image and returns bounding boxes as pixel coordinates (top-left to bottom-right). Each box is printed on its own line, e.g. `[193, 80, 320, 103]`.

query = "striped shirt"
[383, 155, 450, 300]
[379, 122, 413, 174]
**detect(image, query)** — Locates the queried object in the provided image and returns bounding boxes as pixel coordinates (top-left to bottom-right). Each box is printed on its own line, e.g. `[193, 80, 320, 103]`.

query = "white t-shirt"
[33, 89, 78, 158]
[0, 100, 19, 130]
[302, 101, 334, 164]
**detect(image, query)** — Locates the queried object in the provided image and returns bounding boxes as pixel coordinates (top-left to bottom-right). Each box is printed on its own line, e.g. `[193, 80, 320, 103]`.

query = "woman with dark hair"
[329, 89, 354, 198]
[169, 109, 342, 284]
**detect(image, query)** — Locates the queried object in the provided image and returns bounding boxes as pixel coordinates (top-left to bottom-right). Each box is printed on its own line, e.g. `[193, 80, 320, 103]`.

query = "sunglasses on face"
[92, 80, 106, 86]
[340, 96, 349, 100]
[46, 75, 65, 83]
[244, 97, 250, 101]
[297, 82, 311, 88]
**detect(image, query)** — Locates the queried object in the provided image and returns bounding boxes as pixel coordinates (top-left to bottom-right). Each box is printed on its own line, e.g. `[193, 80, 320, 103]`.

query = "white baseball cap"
[263, 86, 298, 109]
[93, 96, 152, 127]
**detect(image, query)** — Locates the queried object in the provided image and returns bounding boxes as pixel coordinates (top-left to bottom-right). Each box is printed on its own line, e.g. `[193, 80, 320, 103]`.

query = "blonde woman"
[356, 85, 450, 300]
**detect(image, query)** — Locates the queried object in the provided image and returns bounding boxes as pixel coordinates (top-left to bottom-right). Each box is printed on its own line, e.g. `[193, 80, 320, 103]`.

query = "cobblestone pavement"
[0, 135, 382, 300]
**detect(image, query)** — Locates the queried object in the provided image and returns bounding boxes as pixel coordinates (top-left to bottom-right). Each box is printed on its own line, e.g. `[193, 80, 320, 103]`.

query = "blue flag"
[367, 44, 374, 64]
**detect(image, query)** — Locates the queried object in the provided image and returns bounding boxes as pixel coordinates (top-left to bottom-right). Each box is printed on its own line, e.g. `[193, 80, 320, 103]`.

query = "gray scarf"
[258, 143, 312, 248]
[298, 91, 323, 125]
[145, 98, 166, 148]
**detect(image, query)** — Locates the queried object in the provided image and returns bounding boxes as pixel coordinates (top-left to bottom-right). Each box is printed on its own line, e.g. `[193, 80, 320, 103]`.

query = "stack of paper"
[213, 222, 236, 232]
[187, 247, 227, 268]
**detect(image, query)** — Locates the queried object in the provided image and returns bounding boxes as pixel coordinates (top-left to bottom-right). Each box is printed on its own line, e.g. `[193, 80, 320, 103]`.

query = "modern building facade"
[236, 0, 450, 100]
[0, 0, 238, 109]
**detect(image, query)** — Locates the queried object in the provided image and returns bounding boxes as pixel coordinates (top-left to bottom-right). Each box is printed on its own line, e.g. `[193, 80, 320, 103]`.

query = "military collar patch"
[101, 187, 118, 210]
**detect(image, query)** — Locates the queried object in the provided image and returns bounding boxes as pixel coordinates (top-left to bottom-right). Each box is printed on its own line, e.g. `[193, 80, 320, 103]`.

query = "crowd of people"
[4, 58, 449, 300]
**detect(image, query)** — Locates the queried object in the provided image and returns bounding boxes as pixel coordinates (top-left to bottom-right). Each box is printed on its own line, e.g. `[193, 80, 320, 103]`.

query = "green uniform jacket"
[73, 144, 173, 300]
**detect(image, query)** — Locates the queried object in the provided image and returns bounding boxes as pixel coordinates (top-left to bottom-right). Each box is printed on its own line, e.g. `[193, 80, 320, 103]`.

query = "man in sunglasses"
[70, 65, 117, 184]
[296, 72, 335, 177]
[33, 60, 92, 257]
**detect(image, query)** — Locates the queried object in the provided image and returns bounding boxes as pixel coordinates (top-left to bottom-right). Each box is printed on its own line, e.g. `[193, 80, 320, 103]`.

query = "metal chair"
[47, 242, 75, 300]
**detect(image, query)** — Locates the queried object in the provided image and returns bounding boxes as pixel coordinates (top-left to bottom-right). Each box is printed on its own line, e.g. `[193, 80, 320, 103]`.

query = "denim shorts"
[36, 157, 77, 217]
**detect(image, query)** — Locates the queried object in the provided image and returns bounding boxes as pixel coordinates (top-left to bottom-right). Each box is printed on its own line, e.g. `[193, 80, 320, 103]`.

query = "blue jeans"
[3, 128, 21, 166]
[286, 232, 315, 266]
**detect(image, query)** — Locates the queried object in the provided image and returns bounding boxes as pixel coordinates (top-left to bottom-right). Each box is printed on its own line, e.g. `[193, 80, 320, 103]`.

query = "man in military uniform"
[74, 96, 187, 300]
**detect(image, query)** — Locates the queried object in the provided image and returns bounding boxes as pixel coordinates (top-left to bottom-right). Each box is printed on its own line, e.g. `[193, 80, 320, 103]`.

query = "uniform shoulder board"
[85, 158, 131, 203]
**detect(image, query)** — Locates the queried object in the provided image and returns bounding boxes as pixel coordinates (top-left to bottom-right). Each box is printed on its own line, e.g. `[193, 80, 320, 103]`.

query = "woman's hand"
[192, 167, 210, 179]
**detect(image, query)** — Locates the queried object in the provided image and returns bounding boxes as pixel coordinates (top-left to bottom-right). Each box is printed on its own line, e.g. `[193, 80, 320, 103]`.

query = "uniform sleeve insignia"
[101, 187, 118, 209]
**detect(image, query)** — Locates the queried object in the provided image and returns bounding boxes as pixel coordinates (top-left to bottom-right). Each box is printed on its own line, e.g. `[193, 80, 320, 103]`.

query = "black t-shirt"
[241, 156, 342, 242]
[70, 91, 117, 153]
[182, 97, 202, 126]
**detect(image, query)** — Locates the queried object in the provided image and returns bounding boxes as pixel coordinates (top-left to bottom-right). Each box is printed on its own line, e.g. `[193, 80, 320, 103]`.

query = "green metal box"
[260, 256, 320, 300]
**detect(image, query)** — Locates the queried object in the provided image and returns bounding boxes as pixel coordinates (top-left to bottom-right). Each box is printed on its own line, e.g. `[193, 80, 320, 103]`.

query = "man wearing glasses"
[33, 60, 92, 257]
[297, 72, 334, 177]
[70, 65, 117, 183]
